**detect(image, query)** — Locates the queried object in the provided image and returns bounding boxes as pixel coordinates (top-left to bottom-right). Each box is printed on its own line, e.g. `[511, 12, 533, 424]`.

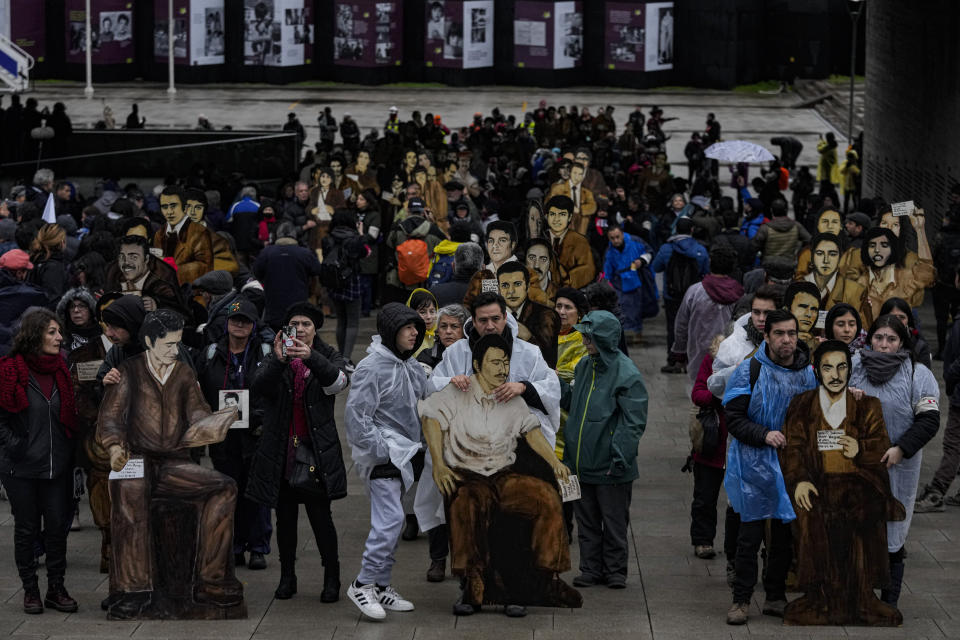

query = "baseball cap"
[225, 297, 259, 323]
[0, 249, 33, 271]
[407, 197, 425, 213]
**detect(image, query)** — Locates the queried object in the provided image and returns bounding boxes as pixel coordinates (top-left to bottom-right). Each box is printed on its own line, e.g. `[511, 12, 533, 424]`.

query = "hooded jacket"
[672, 274, 744, 383]
[722, 342, 817, 522]
[344, 303, 428, 488]
[561, 311, 647, 484]
[650, 235, 710, 300]
[56, 287, 100, 352]
[602, 233, 654, 294]
[752, 216, 811, 259]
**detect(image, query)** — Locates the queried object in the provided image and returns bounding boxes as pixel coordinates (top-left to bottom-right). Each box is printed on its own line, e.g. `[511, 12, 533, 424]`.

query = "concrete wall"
[862, 0, 960, 217]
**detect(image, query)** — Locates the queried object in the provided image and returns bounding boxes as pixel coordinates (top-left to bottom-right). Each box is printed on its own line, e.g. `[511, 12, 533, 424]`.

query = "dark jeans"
[931, 404, 960, 495]
[573, 482, 632, 580]
[690, 462, 724, 546]
[427, 523, 449, 560]
[211, 453, 273, 555]
[275, 480, 339, 571]
[2, 473, 73, 588]
[358, 274, 375, 316]
[932, 282, 960, 354]
[732, 518, 792, 603]
[332, 297, 360, 363]
[665, 297, 682, 360]
[724, 506, 740, 560]
[618, 287, 644, 333]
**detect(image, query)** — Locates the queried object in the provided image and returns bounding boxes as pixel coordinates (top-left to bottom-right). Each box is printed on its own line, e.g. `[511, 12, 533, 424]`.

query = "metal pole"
[167, 0, 177, 94]
[83, 0, 93, 97]
[848, 11, 860, 143]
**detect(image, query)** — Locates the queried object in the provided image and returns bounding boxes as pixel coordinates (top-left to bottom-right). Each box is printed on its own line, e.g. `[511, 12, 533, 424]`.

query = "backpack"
[665, 248, 701, 300]
[396, 238, 430, 285]
[320, 239, 356, 290]
[427, 253, 455, 287]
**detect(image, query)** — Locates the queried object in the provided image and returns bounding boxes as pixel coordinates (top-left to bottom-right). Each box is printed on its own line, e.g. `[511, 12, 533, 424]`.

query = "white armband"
[323, 370, 349, 395]
[915, 396, 939, 414]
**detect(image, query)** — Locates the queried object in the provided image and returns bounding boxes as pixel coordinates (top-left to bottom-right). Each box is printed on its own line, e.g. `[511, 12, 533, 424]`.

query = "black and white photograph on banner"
[609, 42, 635, 63]
[335, 37, 363, 61]
[244, 0, 276, 65]
[204, 7, 225, 57]
[470, 7, 486, 44]
[427, 0, 445, 40]
[219, 389, 250, 429]
[444, 19, 462, 60]
[99, 11, 131, 43]
[68, 21, 87, 54]
[335, 4, 353, 38]
[658, 6, 673, 64]
[375, 30, 393, 63]
[285, 7, 303, 25]
[293, 20, 310, 44]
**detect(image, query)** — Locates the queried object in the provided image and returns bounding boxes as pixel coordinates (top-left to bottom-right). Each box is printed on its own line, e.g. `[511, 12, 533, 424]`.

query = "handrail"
[0, 32, 34, 71]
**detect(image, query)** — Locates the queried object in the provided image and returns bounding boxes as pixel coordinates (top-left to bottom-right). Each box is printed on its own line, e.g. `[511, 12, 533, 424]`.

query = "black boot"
[320, 562, 340, 603]
[274, 567, 297, 600]
[23, 577, 42, 615]
[881, 560, 905, 607]
[44, 580, 78, 613]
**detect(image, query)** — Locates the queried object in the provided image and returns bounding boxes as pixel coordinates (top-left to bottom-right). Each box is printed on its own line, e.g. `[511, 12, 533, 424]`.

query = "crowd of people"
[1, 95, 959, 626]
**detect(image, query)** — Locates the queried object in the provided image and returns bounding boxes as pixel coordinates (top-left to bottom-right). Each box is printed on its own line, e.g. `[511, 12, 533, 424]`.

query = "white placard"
[109, 457, 144, 480]
[514, 20, 545, 47]
[815, 310, 828, 330]
[559, 474, 581, 502]
[817, 429, 845, 452]
[462, 0, 493, 69]
[481, 278, 499, 293]
[219, 389, 249, 429]
[75, 360, 103, 382]
[644, 1, 673, 71]
[891, 200, 915, 217]
[149, 247, 164, 259]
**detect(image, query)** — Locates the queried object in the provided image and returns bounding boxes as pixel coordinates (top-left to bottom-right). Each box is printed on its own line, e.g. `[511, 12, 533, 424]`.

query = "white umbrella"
[704, 140, 775, 163]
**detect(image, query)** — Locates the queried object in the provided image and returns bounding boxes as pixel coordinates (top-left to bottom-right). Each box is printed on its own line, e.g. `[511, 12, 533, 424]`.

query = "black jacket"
[0, 378, 72, 479]
[197, 336, 271, 466]
[245, 341, 348, 507]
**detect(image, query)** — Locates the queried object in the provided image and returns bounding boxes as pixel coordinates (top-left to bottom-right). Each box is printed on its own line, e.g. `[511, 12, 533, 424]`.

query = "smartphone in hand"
[282, 325, 297, 358]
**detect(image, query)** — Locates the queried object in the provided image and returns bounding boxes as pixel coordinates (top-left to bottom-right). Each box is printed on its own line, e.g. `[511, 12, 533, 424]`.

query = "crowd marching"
[1, 96, 959, 625]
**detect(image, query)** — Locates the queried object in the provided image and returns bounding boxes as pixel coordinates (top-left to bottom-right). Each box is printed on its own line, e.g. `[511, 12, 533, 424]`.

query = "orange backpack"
[396, 238, 430, 285]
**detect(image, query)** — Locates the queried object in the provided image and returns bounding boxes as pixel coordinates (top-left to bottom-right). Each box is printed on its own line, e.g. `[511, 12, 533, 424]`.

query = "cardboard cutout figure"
[420, 335, 581, 613]
[544, 196, 596, 289]
[784, 281, 822, 353]
[152, 187, 214, 286]
[463, 222, 549, 308]
[525, 239, 560, 303]
[841, 209, 921, 281]
[795, 209, 844, 278]
[781, 341, 905, 626]
[185, 190, 239, 274]
[855, 217, 937, 325]
[110, 236, 186, 315]
[97, 310, 243, 620]
[497, 262, 560, 368]
[547, 163, 597, 235]
[800, 233, 865, 314]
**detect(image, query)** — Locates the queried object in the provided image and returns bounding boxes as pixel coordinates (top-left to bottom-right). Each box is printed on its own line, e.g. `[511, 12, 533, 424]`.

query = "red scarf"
[0, 353, 76, 435]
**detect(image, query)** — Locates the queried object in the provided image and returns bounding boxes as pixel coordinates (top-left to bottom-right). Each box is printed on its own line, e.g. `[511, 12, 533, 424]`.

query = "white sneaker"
[348, 582, 386, 620]
[378, 584, 414, 612]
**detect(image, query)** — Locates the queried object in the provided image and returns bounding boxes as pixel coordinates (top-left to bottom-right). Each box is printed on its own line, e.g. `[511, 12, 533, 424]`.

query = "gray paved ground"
[1, 300, 959, 639]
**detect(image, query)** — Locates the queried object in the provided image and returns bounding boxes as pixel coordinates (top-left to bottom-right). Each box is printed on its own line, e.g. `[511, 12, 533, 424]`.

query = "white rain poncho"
[849, 353, 940, 551]
[708, 312, 758, 398]
[344, 334, 429, 491]
[415, 312, 561, 530]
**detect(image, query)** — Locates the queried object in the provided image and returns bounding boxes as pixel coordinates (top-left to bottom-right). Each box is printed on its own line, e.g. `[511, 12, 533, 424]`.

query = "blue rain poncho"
[722, 344, 816, 523]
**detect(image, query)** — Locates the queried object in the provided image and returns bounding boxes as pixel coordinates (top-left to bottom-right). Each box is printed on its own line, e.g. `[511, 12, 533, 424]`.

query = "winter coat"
[712, 229, 756, 275]
[0, 372, 73, 479]
[561, 311, 648, 484]
[245, 341, 349, 507]
[672, 275, 744, 383]
[692, 352, 728, 468]
[650, 235, 710, 300]
[740, 213, 767, 240]
[752, 217, 810, 259]
[0, 271, 51, 355]
[723, 342, 817, 523]
[29, 251, 70, 305]
[602, 233, 653, 294]
[252, 240, 324, 328]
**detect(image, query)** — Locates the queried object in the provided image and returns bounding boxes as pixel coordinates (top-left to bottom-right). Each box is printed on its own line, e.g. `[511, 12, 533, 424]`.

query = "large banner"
[424, 0, 492, 69]
[243, 0, 312, 67]
[334, 1, 403, 67]
[0, 0, 46, 62]
[605, 1, 672, 72]
[154, 0, 224, 65]
[65, 0, 134, 65]
[514, 1, 581, 70]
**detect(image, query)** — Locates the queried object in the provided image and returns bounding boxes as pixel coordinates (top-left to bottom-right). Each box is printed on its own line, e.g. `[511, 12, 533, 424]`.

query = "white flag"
[42, 193, 56, 224]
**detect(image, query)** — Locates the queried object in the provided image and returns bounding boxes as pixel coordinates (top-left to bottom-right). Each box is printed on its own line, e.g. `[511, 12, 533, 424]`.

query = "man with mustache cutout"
[113, 235, 187, 316]
[780, 340, 905, 626]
